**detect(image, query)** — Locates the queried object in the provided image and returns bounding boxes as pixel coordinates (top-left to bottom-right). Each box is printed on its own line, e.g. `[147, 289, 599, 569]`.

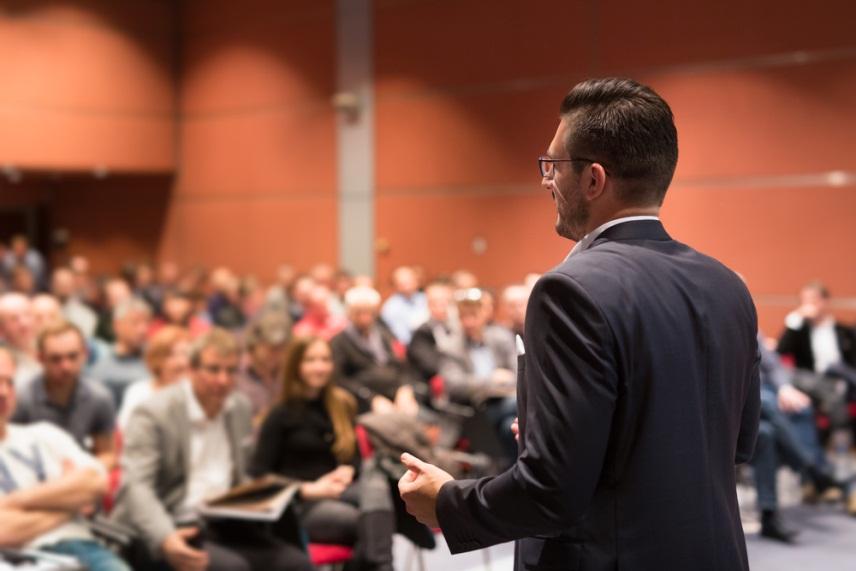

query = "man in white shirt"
[0, 345, 130, 571]
[112, 328, 311, 571]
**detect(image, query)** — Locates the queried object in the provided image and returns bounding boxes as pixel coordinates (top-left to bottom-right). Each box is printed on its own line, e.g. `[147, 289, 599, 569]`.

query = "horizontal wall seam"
[374, 171, 856, 197]
[374, 46, 856, 102]
[0, 103, 173, 120]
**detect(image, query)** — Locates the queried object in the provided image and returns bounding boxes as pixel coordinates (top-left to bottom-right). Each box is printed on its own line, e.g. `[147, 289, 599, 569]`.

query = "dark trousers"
[300, 462, 396, 570]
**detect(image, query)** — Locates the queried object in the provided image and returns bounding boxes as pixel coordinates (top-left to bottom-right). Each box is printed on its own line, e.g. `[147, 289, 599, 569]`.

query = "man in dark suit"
[777, 281, 856, 373]
[399, 78, 760, 571]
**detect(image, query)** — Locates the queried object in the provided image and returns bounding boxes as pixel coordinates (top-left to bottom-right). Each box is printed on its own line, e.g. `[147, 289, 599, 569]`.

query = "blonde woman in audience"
[251, 336, 397, 571]
[117, 325, 190, 431]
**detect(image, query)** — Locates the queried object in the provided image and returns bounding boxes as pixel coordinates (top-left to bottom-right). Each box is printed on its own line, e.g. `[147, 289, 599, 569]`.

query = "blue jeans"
[752, 387, 825, 510]
[42, 539, 131, 571]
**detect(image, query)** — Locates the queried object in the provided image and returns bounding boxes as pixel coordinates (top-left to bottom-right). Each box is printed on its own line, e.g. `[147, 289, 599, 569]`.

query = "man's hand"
[398, 453, 453, 528]
[511, 416, 519, 442]
[162, 528, 209, 571]
[778, 385, 811, 413]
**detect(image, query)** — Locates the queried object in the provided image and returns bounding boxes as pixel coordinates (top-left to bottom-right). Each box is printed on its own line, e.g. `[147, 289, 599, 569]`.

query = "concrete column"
[335, 0, 375, 277]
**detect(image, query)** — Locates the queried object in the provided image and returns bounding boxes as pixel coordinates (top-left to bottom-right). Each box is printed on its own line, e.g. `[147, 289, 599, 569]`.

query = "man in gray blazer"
[400, 78, 759, 570]
[436, 288, 518, 463]
[112, 328, 311, 571]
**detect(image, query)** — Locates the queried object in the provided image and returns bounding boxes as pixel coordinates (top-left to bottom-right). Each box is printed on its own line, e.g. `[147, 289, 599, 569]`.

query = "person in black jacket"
[251, 336, 396, 571]
[330, 286, 421, 415]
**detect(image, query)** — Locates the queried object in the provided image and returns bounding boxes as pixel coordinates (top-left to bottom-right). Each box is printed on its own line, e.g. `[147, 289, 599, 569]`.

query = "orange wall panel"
[179, 109, 336, 196]
[159, 196, 337, 281]
[0, 1, 176, 172]
[376, 191, 568, 287]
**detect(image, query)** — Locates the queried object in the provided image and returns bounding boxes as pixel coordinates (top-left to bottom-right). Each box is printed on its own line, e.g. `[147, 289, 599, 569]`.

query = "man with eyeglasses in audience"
[11, 321, 117, 469]
[112, 328, 312, 571]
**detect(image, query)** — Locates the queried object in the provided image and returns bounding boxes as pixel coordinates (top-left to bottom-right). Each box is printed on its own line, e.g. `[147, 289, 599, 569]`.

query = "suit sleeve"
[735, 343, 761, 465]
[436, 272, 618, 552]
[117, 407, 177, 557]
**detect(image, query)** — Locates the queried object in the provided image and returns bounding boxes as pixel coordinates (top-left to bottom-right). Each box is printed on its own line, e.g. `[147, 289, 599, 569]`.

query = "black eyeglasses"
[538, 155, 606, 178]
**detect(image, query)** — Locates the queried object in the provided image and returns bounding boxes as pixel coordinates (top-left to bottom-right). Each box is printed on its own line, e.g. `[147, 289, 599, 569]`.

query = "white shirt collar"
[566, 215, 660, 260]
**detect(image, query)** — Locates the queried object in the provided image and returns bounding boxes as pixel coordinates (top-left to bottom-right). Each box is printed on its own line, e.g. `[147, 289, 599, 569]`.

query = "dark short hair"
[560, 78, 678, 206]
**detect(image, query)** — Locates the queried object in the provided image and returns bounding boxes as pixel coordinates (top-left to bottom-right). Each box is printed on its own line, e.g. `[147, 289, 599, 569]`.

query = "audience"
[380, 266, 428, 345]
[113, 328, 312, 571]
[407, 281, 455, 382]
[0, 346, 130, 571]
[0, 293, 41, 390]
[436, 288, 518, 463]
[12, 321, 116, 468]
[251, 336, 396, 571]
[89, 297, 152, 407]
[3, 235, 46, 290]
[237, 311, 291, 424]
[117, 325, 190, 431]
[293, 285, 347, 341]
[0, 229, 853, 566]
[330, 286, 421, 415]
[751, 334, 850, 541]
[52, 267, 99, 338]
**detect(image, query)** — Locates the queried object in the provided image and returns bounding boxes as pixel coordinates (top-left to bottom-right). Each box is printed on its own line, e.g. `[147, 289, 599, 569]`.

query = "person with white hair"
[330, 286, 420, 415]
[88, 297, 152, 406]
[0, 292, 41, 390]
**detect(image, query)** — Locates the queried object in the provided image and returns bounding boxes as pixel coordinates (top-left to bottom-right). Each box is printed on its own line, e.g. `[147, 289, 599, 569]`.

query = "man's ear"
[584, 163, 608, 200]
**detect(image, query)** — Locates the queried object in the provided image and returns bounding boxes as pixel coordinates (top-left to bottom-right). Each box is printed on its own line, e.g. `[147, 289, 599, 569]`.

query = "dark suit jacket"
[776, 320, 856, 372]
[436, 220, 760, 571]
[330, 324, 420, 411]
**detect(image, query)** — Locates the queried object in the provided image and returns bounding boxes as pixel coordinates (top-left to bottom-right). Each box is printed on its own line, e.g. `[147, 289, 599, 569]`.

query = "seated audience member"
[12, 321, 116, 468]
[32, 294, 63, 333]
[777, 281, 856, 431]
[286, 274, 315, 323]
[293, 285, 347, 341]
[112, 328, 311, 571]
[380, 266, 428, 345]
[751, 334, 851, 542]
[264, 264, 297, 315]
[778, 281, 856, 373]
[450, 270, 478, 290]
[89, 298, 152, 407]
[437, 288, 517, 462]
[251, 336, 396, 571]
[149, 289, 211, 339]
[237, 312, 290, 424]
[497, 284, 530, 339]
[95, 278, 133, 343]
[117, 326, 190, 431]
[3, 235, 46, 290]
[407, 282, 455, 382]
[0, 346, 130, 571]
[11, 264, 38, 296]
[309, 264, 345, 316]
[207, 267, 246, 329]
[52, 267, 99, 339]
[0, 293, 41, 390]
[330, 287, 420, 415]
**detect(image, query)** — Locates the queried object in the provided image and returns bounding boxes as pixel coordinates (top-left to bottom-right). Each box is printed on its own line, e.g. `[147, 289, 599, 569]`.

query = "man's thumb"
[401, 452, 428, 473]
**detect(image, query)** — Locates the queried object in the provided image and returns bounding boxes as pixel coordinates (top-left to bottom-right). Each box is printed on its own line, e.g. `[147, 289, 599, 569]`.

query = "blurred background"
[0, 0, 853, 333]
[2, 1, 856, 570]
